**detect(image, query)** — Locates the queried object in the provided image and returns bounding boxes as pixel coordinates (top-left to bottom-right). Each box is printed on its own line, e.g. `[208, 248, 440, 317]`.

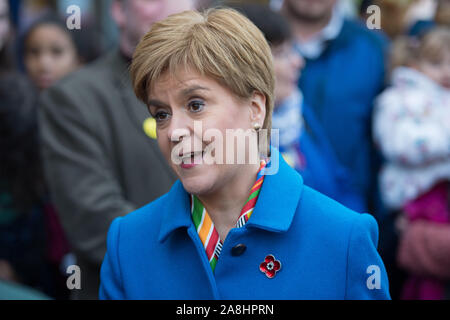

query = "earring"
[253, 123, 262, 132]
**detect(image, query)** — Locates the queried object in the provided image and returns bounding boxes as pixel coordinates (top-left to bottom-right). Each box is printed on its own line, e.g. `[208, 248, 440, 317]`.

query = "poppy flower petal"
[273, 260, 281, 271]
[266, 269, 276, 278]
[260, 262, 267, 273]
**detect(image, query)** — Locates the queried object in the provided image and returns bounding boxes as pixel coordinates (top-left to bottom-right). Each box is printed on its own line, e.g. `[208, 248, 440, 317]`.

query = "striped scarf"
[190, 160, 268, 271]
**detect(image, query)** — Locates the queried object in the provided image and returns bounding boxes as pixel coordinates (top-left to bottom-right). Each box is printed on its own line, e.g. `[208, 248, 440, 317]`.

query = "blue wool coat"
[99, 153, 390, 300]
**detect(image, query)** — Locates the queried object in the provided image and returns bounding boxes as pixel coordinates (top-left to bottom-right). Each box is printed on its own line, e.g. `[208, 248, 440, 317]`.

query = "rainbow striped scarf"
[190, 160, 268, 271]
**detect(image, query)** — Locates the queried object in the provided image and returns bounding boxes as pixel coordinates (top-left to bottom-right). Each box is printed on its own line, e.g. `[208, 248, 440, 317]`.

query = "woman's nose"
[166, 110, 192, 143]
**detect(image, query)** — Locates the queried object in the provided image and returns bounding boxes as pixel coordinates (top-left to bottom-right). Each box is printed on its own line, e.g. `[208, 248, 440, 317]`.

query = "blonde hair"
[389, 27, 450, 73]
[130, 8, 275, 142]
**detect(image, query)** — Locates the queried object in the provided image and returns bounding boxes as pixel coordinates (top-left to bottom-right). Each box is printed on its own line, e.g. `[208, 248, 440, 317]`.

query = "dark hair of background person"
[359, 0, 373, 16]
[0, 73, 64, 297]
[21, 13, 102, 66]
[0, 73, 43, 214]
[0, 36, 13, 73]
[231, 3, 292, 47]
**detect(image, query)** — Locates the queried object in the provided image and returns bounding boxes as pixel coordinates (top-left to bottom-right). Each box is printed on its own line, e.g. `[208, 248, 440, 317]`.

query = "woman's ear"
[248, 91, 266, 127]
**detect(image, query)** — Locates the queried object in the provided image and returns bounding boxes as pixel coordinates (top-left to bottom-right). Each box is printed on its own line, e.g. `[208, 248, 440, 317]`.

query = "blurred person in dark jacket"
[38, 0, 196, 300]
[0, 73, 70, 299]
[281, 0, 388, 216]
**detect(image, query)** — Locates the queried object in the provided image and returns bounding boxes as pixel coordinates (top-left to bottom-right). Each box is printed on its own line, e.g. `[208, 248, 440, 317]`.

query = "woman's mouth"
[180, 151, 204, 169]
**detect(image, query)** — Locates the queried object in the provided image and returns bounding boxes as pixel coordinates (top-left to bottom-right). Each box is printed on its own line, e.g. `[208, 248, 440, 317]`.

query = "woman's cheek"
[157, 133, 172, 163]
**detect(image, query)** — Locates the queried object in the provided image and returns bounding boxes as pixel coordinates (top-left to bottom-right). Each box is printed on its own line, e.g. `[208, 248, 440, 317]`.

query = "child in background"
[23, 15, 81, 91]
[373, 27, 450, 300]
[23, 14, 101, 91]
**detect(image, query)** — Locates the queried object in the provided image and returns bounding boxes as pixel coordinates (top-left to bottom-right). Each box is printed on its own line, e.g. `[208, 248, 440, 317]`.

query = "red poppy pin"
[260, 255, 281, 279]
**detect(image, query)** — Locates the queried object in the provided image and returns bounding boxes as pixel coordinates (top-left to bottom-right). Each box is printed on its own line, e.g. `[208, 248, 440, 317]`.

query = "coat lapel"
[246, 150, 304, 233]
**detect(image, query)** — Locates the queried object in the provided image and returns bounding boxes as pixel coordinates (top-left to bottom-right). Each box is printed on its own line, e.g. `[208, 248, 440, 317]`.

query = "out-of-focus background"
[0, 0, 449, 300]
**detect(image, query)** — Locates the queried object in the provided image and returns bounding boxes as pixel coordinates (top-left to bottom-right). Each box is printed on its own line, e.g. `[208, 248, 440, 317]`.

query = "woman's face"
[25, 24, 79, 90]
[272, 41, 304, 106]
[148, 68, 266, 196]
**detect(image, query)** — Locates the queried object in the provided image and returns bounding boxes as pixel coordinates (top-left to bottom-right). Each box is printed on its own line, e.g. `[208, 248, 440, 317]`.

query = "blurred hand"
[395, 212, 409, 234]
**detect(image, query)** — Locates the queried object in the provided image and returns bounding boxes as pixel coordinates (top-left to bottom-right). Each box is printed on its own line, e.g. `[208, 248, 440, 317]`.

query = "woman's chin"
[179, 174, 217, 196]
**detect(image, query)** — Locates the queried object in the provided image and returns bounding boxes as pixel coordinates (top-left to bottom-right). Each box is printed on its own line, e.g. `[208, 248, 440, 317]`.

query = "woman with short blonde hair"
[100, 7, 390, 300]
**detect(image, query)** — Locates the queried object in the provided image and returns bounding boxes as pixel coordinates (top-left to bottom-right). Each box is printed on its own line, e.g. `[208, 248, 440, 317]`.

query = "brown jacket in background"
[38, 50, 177, 300]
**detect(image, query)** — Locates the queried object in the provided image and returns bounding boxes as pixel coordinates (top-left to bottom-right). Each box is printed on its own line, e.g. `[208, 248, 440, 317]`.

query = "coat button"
[231, 244, 247, 257]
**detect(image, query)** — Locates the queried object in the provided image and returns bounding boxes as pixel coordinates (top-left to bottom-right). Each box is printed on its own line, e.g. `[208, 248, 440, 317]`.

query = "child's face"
[419, 50, 450, 89]
[25, 24, 79, 90]
[272, 41, 304, 106]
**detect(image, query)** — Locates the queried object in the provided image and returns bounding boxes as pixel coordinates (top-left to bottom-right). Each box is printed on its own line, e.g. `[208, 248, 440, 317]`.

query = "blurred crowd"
[0, 0, 449, 300]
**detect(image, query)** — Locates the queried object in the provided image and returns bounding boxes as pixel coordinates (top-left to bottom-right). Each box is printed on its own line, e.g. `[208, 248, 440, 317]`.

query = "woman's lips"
[180, 162, 198, 169]
[180, 151, 203, 169]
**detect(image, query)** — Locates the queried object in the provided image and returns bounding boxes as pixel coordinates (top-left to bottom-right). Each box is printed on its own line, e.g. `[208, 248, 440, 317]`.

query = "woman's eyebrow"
[180, 85, 210, 97]
[147, 86, 210, 106]
[147, 99, 169, 108]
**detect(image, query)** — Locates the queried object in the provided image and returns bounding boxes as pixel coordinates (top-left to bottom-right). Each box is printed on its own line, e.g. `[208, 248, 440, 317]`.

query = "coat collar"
[158, 148, 304, 243]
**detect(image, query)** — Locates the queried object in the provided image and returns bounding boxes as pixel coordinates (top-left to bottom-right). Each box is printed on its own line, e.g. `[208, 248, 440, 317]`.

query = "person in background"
[236, 3, 366, 212]
[23, 14, 102, 91]
[373, 27, 450, 300]
[280, 0, 388, 216]
[0, 73, 69, 299]
[38, 0, 196, 300]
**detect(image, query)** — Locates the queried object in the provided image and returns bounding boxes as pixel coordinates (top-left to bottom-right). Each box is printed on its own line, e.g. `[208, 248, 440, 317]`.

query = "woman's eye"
[153, 111, 170, 122]
[188, 100, 205, 113]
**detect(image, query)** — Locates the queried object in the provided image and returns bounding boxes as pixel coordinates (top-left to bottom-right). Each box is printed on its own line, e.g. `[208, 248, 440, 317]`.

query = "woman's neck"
[197, 162, 261, 241]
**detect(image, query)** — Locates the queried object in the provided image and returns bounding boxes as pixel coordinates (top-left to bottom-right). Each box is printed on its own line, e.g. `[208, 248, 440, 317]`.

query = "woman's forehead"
[149, 68, 224, 99]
